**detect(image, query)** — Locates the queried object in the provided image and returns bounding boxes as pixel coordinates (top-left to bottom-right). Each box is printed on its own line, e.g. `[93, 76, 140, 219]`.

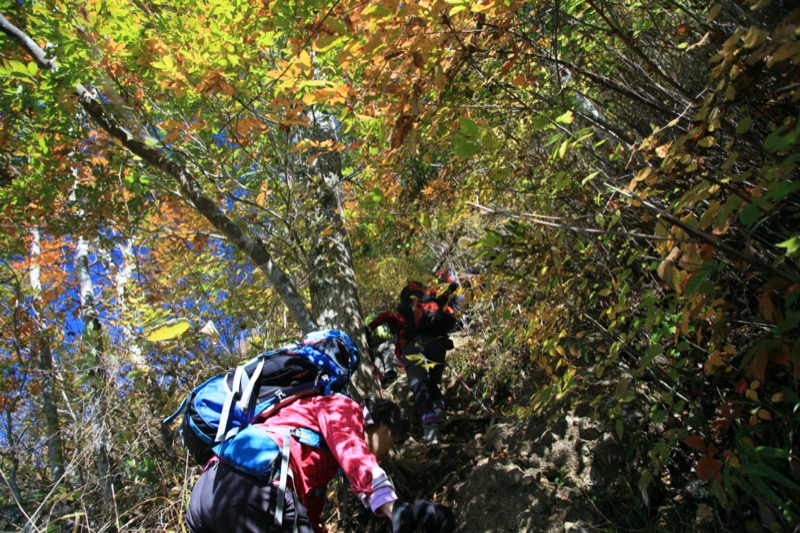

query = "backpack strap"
[161, 394, 190, 426]
[237, 356, 265, 411]
[216, 365, 245, 442]
[263, 426, 326, 527]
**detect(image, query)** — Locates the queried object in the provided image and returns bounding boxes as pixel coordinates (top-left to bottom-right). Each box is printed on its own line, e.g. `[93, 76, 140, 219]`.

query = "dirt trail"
[329, 334, 611, 532]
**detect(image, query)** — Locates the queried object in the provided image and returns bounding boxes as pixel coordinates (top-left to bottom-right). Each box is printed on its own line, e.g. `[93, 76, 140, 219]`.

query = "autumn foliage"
[1, 0, 799, 531]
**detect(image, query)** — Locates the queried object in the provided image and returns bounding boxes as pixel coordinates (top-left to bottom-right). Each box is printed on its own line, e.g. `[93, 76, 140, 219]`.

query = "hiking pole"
[446, 362, 492, 415]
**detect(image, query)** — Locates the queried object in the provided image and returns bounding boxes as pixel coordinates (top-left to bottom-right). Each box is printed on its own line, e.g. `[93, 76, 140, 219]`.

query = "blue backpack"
[163, 329, 359, 479]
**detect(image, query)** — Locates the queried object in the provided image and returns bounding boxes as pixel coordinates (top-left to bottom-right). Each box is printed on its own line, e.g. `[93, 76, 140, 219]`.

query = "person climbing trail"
[366, 312, 402, 386]
[186, 394, 455, 532]
[366, 309, 411, 385]
[391, 279, 459, 446]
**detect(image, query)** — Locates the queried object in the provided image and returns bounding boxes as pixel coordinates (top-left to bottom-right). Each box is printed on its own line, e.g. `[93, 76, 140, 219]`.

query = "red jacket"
[255, 394, 396, 532]
[368, 310, 410, 358]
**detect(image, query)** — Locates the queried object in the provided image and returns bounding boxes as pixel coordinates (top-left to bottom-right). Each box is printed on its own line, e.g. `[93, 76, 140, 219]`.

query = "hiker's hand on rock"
[392, 499, 455, 533]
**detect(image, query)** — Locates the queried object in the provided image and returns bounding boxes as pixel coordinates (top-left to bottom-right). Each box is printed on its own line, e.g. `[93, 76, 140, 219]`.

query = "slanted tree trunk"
[73, 237, 115, 506]
[29, 228, 66, 483]
[0, 15, 378, 399]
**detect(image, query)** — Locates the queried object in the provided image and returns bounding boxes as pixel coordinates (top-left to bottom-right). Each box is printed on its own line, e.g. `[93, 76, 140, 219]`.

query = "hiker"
[187, 394, 455, 532]
[401, 326, 453, 446]
[366, 309, 411, 382]
[374, 279, 459, 446]
[365, 312, 401, 386]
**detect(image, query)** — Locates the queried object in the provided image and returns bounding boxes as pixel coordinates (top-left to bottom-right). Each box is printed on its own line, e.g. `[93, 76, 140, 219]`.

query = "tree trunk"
[29, 228, 66, 483]
[73, 237, 115, 506]
[306, 113, 377, 398]
[116, 239, 172, 446]
[2, 396, 28, 520]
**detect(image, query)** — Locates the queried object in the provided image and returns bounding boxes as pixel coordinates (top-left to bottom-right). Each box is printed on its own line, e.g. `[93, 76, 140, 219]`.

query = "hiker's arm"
[315, 396, 398, 513]
[367, 310, 395, 331]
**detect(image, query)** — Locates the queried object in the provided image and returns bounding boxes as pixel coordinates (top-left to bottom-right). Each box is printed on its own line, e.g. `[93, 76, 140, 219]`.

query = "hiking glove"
[392, 499, 455, 533]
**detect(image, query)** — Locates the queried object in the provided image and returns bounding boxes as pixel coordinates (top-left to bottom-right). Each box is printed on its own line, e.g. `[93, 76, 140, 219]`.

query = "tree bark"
[73, 237, 115, 506]
[28, 228, 66, 483]
[305, 113, 377, 398]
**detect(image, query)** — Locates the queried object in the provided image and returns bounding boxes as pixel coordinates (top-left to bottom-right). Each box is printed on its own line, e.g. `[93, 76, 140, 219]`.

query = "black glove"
[392, 499, 456, 533]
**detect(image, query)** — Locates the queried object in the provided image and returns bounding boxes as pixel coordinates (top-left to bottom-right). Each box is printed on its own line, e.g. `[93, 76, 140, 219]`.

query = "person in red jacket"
[367, 309, 411, 362]
[186, 394, 454, 533]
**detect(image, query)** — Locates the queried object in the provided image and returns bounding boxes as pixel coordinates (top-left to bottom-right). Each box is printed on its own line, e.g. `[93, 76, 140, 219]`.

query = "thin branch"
[605, 183, 799, 285]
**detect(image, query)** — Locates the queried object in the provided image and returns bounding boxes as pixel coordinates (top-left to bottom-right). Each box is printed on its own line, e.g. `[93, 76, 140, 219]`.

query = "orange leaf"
[746, 346, 768, 380]
[696, 450, 723, 481]
[758, 291, 776, 322]
[736, 379, 748, 394]
[700, 243, 715, 260]
[684, 434, 706, 451]
[769, 342, 790, 365]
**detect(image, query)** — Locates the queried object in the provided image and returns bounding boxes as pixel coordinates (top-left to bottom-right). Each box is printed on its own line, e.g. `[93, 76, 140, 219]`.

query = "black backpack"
[399, 279, 458, 336]
[163, 329, 359, 471]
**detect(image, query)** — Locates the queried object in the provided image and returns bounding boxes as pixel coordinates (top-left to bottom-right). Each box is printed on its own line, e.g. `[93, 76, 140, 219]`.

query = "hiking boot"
[421, 423, 441, 446]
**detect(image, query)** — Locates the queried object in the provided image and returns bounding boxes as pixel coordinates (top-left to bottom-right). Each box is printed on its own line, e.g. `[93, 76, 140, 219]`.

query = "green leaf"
[146, 319, 191, 342]
[581, 171, 599, 185]
[460, 117, 480, 139]
[738, 204, 761, 226]
[764, 123, 800, 153]
[362, 3, 392, 19]
[639, 468, 653, 490]
[776, 236, 800, 256]
[315, 35, 345, 53]
[555, 110, 574, 124]
[453, 134, 479, 157]
[739, 463, 800, 491]
[736, 116, 753, 135]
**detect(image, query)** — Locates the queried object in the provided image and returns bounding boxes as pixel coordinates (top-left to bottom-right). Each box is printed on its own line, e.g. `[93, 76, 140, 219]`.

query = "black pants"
[187, 462, 313, 533]
[401, 333, 448, 417]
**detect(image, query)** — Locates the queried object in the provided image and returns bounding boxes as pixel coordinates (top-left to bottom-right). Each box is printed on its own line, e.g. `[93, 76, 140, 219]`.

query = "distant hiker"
[436, 269, 466, 316]
[366, 312, 401, 386]
[366, 309, 411, 380]
[187, 394, 454, 532]
[395, 279, 459, 446]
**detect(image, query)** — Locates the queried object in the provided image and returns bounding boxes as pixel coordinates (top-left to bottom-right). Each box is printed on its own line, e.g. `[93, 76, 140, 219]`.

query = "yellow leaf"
[707, 3, 723, 22]
[745, 388, 759, 402]
[756, 408, 772, 420]
[742, 26, 768, 48]
[598, 288, 612, 297]
[146, 319, 191, 342]
[698, 136, 715, 148]
[302, 92, 319, 105]
[634, 167, 652, 182]
[770, 392, 784, 403]
[297, 50, 312, 68]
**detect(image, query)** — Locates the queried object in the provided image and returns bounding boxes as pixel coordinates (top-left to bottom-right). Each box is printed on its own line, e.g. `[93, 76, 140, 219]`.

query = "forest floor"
[324, 333, 615, 533]
[325, 332, 712, 533]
